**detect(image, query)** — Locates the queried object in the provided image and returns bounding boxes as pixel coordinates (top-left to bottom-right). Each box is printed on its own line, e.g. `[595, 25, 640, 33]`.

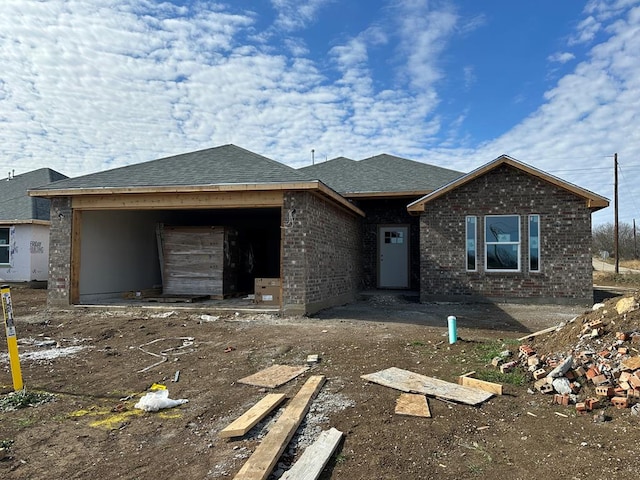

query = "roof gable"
[0, 168, 68, 221]
[407, 154, 610, 213]
[300, 153, 463, 196]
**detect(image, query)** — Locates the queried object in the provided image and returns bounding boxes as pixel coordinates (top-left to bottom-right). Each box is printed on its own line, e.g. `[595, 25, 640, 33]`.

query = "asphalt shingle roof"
[0, 168, 68, 221]
[299, 153, 464, 195]
[31, 144, 309, 191]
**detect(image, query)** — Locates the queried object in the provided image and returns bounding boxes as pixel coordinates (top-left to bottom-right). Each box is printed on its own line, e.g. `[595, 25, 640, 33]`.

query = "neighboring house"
[0, 168, 68, 282]
[29, 145, 608, 314]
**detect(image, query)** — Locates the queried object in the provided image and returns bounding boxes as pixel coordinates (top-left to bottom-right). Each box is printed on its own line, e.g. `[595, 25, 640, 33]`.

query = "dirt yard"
[2, 285, 640, 479]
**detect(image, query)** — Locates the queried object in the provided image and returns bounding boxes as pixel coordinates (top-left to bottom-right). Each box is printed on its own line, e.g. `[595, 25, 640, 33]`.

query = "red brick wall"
[420, 164, 593, 304]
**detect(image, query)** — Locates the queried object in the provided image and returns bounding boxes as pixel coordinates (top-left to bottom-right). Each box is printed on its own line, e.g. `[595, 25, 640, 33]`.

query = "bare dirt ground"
[2, 285, 640, 480]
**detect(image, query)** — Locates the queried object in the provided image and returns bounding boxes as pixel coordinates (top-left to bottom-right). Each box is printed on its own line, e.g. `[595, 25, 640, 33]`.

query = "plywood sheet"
[239, 365, 310, 389]
[361, 367, 493, 406]
[395, 393, 431, 418]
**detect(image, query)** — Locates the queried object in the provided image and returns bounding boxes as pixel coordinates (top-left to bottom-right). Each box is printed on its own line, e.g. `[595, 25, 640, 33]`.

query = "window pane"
[486, 216, 519, 243]
[0, 228, 8, 245]
[466, 216, 476, 270]
[529, 215, 540, 271]
[0, 246, 8, 264]
[487, 244, 519, 270]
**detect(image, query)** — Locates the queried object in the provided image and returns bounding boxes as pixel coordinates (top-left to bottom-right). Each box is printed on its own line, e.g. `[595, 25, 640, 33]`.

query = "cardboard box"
[254, 278, 281, 305]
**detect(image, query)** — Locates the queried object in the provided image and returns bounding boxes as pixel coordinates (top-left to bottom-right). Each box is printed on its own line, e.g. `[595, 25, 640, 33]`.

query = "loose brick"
[534, 378, 548, 390]
[611, 396, 629, 409]
[591, 374, 609, 386]
[618, 347, 629, 355]
[553, 394, 570, 406]
[586, 366, 600, 379]
[628, 374, 640, 389]
[616, 332, 628, 341]
[500, 361, 517, 373]
[575, 402, 587, 412]
[595, 386, 614, 397]
[527, 355, 540, 367]
[519, 345, 535, 357]
[573, 366, 586, 378]
[539, 383, 554, 394]
[585, 397, 599, 410]
[533, 368, 547, 380]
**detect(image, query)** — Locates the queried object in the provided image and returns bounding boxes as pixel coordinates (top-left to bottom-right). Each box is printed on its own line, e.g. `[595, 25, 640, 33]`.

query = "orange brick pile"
[500, 294, 640, 415]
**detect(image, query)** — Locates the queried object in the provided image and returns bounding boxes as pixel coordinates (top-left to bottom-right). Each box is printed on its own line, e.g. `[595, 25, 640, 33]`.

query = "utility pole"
[614, 153, 619, 274]
[634, 218, 637, 259]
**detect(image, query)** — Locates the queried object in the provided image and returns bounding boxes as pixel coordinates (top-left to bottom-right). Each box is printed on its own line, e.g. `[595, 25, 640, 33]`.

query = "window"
[0, 227, 9, 265]
[384, 230, 404, 244]
[529, 215, 540, 272]
[466, 216, 477, 271]
[485, 215, 520, 271]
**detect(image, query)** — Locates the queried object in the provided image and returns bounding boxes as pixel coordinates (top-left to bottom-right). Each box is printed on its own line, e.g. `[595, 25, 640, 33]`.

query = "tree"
[592, 222, 637, 259]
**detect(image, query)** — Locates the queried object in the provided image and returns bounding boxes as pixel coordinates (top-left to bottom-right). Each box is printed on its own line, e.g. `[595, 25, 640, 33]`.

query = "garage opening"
[77, 208, 281, 304]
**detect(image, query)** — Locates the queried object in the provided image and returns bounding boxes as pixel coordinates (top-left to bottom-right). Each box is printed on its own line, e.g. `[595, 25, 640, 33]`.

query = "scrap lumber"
[233, 375, 326, 480]
[361, 367, 493, 406]
[395, 393, 431, 418]
[279, 427, 343, 480]
[219, 393, 287, 438]
[517, 324, 561, 341]
[458, 371, 503, 395]
[238, 365, 310, 389]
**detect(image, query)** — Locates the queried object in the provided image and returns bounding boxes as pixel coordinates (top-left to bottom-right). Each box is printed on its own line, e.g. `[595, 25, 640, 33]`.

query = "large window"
[466, 216, 477, 271]
[485, 215, 520, 271]
[529, 215, 540, 272]
[0, 227, 9, 265]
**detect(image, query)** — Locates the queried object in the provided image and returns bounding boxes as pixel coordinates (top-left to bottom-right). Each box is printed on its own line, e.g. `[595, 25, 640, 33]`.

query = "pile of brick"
[498, 294, 640, 416]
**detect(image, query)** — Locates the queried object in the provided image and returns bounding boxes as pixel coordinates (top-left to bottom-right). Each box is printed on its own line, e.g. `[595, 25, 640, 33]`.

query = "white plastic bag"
[134, 389, 188, 412]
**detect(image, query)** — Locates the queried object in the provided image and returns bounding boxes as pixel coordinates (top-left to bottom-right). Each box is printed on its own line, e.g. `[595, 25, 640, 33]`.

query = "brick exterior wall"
[47, 197, 73, 306]
[355, 198, 420, 290]
[282, 191, 362, 315]
[420, 164, 594, 305]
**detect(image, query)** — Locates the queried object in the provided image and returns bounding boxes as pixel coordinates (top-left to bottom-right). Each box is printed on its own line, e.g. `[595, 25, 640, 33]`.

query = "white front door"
[378, 226, 409, 288]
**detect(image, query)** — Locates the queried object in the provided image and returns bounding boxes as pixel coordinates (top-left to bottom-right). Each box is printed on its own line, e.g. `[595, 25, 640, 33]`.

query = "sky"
[1, 0, 639, 227]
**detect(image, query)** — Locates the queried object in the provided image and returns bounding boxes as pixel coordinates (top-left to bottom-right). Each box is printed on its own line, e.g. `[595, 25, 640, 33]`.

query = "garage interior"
[77, 208, 282, 306]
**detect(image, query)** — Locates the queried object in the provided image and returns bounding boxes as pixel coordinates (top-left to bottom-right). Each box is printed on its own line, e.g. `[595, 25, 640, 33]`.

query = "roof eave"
[29, 181, 365, 217]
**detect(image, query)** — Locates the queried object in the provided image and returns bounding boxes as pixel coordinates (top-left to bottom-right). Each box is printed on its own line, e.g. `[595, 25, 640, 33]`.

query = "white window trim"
[465, 216, 477, 271]
[485, 215, 521, 272]
[529, 214, 541, 272]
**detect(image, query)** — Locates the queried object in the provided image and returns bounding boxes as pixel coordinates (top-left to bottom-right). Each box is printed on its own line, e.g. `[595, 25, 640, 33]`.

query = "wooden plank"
[395, 393, 431, 418]
[458, 373, 503, 395]
[219, 394, 287, 438]
[622, 356, 640, 371]
[361, 367, 493, 406]
[238, 365, 310, 389]
[70, 209, 82, 304]
[280, 427, 343, 480]
[233, 375, 326, 480]
[517, 324, 561, 341]
[72, 190, 285, 210]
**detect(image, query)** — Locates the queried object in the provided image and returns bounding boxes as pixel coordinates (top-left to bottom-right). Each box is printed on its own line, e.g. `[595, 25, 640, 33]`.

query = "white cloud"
[548, 52, 576, 63]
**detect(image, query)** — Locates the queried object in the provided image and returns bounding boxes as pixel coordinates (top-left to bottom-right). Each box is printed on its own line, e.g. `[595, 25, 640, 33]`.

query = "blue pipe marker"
[447, 315, 457, 344]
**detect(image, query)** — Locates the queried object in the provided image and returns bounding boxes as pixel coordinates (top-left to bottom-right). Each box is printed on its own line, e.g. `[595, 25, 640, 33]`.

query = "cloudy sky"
[1, 0, 639, 227]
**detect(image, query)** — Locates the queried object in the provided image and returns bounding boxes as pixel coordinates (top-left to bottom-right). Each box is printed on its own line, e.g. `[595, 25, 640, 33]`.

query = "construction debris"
[458, 371, 503, 395]
[233, 375, 326, 480]
[361, 367, 493, 406]
[280, 427, 343, 480]
[238, 365, 310, 389]
[510, 294, 640, 416]
[219, 393, 287, 438]
[395, 393, 432, 418]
